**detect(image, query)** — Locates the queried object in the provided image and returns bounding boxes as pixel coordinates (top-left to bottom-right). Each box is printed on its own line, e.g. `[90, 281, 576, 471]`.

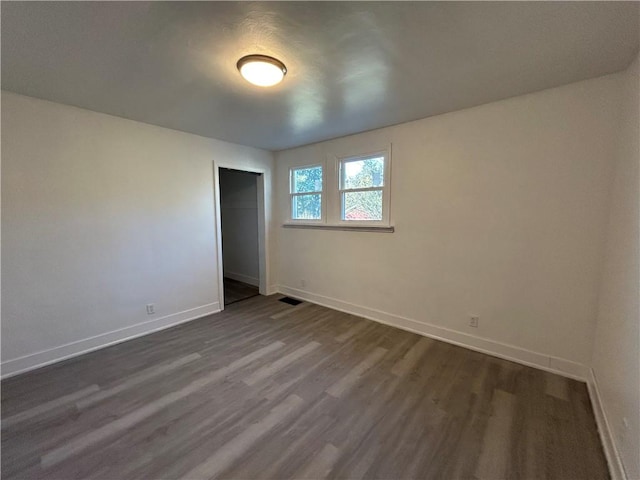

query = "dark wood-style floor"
[1, 295, 608, 479]
[223, 277, 259, 305]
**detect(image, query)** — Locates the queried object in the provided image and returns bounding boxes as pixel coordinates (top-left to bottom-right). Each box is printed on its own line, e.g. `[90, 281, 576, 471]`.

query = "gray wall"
[220, 169, 260, 286]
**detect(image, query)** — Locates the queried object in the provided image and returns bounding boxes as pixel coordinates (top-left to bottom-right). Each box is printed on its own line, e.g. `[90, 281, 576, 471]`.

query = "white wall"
[220, 169, 260, 286]
[1, 92, 274, 377]
[590, 54, 639, 480]
[275, 73, 622, 378]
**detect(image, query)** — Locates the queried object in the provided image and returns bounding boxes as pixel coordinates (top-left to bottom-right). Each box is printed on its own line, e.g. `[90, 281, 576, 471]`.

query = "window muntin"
[289, 165, 323, 220]
[339, 154, 386, 222]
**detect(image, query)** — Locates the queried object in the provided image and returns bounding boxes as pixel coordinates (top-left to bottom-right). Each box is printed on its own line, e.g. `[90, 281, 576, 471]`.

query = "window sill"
[282, 223, 394, 233]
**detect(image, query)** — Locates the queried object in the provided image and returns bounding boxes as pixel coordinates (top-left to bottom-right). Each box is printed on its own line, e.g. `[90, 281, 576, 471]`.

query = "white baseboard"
[277, 285, 588, 381]
[224, 271, 259, 287]
[0, 302, 221, 379]
[587, 368, 627, 480]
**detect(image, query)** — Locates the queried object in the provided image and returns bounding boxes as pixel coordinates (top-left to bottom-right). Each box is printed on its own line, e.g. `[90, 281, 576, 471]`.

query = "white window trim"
[334, 148, 391, 227]
[284, 144, 392, 230]
[288, 162, 325, 224]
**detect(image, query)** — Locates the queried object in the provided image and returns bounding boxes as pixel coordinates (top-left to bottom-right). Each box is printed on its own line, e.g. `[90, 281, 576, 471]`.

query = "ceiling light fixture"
[237, 54, 287, 87]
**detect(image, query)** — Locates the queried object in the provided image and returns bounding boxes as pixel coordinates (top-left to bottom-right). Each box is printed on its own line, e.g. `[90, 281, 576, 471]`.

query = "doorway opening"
[217, 167, 264, 306]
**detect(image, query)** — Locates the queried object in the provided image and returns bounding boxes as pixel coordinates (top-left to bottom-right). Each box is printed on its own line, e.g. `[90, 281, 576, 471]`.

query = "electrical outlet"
[300, 279, 306, 288]
[469, 316, 479, 328]
[146, 304, 155, 315]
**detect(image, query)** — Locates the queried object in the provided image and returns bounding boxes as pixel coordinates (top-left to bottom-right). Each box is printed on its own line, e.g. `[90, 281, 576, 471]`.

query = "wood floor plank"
[294, 442, 339, 479]
[391, 336, 434, 377]
[270, 301, 312, 319]
[223, 278, 259, 306]
[243, 341, 321, 386]
[334, 320, 370, 343]
[1, 384, 100, 429]
[76, 353, 201, 409]
[475, 389, 515, 480]
[325, 346, 388, 398]
[182, 394, 305, 480]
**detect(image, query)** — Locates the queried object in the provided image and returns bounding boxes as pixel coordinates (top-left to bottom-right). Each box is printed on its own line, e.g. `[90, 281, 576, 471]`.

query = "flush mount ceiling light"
[237, 54, 287, 87]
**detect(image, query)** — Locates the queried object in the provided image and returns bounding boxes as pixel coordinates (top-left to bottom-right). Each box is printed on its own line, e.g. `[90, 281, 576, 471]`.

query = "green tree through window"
[341, 156, 384, 221]
[291, 165, 322, 220]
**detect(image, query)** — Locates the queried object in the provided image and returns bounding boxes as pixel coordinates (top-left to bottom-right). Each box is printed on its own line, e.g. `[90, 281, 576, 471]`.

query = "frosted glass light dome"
[237, 55, 287, 87]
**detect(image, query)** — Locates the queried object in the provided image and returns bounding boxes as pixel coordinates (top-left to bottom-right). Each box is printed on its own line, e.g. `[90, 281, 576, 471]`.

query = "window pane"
[342, 156, 384, 190]
[292, 194, 322, 220]
[342, 190, 383, 221]
[292, 166, 322, 193]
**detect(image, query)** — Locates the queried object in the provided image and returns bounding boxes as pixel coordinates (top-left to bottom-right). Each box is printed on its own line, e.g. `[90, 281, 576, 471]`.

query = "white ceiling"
[2, 2, 638, 151]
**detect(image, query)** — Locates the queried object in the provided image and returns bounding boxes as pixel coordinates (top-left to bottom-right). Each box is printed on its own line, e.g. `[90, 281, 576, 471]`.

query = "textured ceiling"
[2, 2, 638, 151]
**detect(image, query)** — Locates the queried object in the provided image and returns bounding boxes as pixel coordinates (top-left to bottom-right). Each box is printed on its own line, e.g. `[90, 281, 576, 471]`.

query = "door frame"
[213, 162, 269, 310]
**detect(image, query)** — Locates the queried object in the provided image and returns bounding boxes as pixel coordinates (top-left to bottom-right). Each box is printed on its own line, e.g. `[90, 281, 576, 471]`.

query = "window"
[340, 154, 385, 222]
[290, 165, 323, 221]
[285, 146, 392, 230]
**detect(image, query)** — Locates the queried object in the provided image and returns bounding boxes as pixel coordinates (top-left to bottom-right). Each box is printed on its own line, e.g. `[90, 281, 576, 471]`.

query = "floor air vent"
[279, 296, 303, 306]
